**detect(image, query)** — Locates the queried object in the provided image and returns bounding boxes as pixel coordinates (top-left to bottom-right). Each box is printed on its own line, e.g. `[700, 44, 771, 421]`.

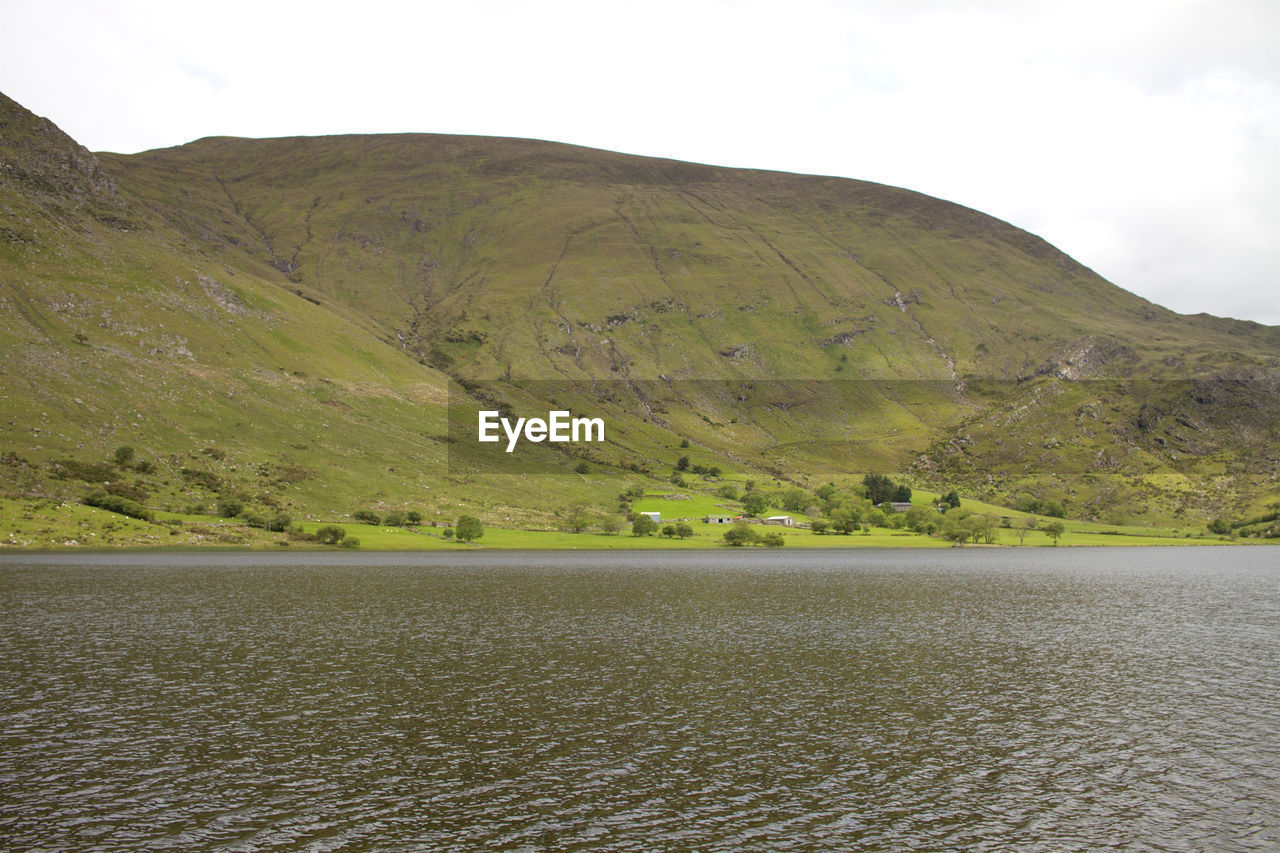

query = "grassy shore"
[1, 498, 1254, 552]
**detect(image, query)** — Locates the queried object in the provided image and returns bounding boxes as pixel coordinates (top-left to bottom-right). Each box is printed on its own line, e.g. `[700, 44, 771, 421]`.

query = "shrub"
[405, 510, 423, 525]
[113, 446, 135, 466]
[353, 510, 381, 525]
[215, 497, 243, 518]
[675, 522, 694, 539]
[106, 481, 149, 503]
[455, 515, 484, 542]
[442, 527, 455, 539]
[338, 537, 360, 549]
[384, 511, 406, 527]
[631, 515, 657, 537]
[52, 458, 116, 483]
[180, 468, 222, 491]
[762, 532, 785, 547]
[315, 525, 346, 545]
[723, 521, 759, 547]
[83, 490, 152, 521]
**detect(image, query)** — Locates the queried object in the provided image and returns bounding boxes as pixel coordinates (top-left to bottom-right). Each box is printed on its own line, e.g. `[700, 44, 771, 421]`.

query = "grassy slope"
[97, 132, 1279, 524]
[2, 93, 1277, 548]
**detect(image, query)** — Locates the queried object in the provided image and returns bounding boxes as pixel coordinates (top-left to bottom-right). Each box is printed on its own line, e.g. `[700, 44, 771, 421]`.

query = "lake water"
[1, 547, 1277, 851]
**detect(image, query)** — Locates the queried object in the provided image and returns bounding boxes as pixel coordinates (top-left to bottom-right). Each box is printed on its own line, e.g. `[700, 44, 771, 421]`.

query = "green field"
[3, 497, 1251, 552]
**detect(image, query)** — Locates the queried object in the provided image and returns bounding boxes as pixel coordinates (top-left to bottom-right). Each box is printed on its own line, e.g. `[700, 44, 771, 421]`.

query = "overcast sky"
[3, 0, 1277, 324]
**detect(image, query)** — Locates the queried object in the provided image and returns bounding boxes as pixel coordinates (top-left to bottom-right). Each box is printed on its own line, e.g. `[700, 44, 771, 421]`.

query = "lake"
[1, 547, 1277, 851]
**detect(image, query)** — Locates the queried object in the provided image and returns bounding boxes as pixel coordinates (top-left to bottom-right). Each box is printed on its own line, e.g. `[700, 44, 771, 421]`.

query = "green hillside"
[1, 91, 1276, 545]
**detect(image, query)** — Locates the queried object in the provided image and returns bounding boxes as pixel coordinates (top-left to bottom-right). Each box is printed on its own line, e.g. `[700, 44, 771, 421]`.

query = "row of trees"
[630, 515, 695, 538]
[351, 509, 424, 527]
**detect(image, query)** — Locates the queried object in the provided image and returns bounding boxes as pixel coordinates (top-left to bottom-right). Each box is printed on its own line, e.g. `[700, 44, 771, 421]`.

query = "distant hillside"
[2, 91, 1276, 529]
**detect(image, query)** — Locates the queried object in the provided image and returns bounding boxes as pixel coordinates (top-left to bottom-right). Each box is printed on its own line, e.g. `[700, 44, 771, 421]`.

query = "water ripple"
[1, 548, 1277, 851]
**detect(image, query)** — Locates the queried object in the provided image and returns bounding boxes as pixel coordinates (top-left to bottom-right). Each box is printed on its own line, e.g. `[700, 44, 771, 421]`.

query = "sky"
[3, 0, 1277, 324]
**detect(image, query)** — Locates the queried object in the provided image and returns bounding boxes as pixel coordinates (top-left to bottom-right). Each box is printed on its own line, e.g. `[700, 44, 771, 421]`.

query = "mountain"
[2, 91, 1276, 532]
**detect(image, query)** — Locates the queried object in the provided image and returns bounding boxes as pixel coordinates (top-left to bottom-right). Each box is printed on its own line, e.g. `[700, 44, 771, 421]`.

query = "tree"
[353, 510, 381, 525]
[743, 493, 767, 517]
[723, 521, 760, 547]
[893, 484, 912, 503]
[112, 445, 135, 467]
[679, 437, 690, 448]
[675, 522, 694, 539]
[216, 496, 243, 518]
[315, 525, 346, 545]
[632, 515, 657, 536]
[718, 484, 740, 501]
[600, 516, 623, 535]
[943, 490, 961, 509]
[443, 527, 455, 539]
[384, 511, 406, 527]
[562, 503, 592, 533]
[676, 455, 690, 471]
[862, 473, 896, 504]
[903, 506, 934, 532]
[1208, 518, 1230, 535]
[1017, 516, 1037, 545]
[405, 510, 423, 525]
[782, 487, 810, 513]
[662, 524, 677, 538]
[267, 512, 292, 532]
[762, 532, 785, 547]
[1043, 520, 1065, 545]
[455, 515, 484, 542]
[957, 514, 994, 544]
[810, 519, 829, 535]
[829, 508, 856, 535]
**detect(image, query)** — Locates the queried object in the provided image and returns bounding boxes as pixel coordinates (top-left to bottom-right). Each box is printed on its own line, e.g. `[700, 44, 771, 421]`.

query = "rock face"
[0, 93, 128, 238]
[0, 93, 118, 201]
